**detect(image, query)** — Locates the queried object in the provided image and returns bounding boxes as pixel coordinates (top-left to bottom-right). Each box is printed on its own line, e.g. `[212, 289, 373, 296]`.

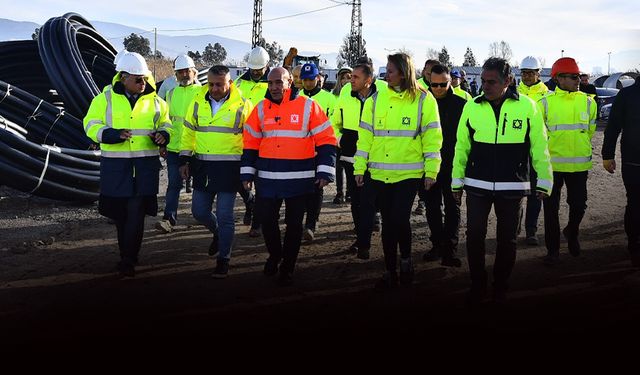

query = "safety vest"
[417, 77, 429, 90]
[300, 87, 336, 118]
[242, 90, 336, 192]
[354, 86, 443, 183]
[84, 73, 171, 159]
[180, 84, 252, 161]
[165, 82, 201, 153]
[539, 87, 597, 172]
[517, 81, 549, 102]
[451, 89, 553, 196]
[235, 77, 268, 107]
[453, 85, 473, 101]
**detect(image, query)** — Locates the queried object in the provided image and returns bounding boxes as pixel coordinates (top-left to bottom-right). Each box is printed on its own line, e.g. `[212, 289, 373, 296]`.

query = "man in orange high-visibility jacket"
[242, 67, 337, 286]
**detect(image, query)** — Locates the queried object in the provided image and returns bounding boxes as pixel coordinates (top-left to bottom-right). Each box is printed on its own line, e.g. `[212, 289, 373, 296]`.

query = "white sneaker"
[155, 219, 173, 233]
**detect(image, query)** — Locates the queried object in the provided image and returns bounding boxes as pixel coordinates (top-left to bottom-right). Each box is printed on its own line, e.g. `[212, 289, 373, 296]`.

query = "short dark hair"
[482, 57, 512, 83]
[353, 63, 373, 77]
[208, 65, 230, 76]
[424, 59, 440, 67]
[430, 64, 449, 75]
[356, 56, 373, 68]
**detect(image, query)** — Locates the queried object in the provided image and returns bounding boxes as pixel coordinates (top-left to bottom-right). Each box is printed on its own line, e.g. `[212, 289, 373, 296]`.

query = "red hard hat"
[551, 57, 580, 78]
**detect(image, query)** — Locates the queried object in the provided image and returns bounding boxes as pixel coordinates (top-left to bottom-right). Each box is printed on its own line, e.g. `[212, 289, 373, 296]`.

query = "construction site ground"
[1, 128, 639, 353]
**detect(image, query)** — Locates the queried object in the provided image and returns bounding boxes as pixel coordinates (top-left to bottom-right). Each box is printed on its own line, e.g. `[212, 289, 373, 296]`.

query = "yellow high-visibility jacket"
[539, 87, 597, 172]
[354, 86, 443, 183]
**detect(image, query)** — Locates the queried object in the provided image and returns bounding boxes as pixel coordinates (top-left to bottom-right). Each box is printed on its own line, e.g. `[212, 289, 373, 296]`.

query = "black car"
[595, 87, 619, 120]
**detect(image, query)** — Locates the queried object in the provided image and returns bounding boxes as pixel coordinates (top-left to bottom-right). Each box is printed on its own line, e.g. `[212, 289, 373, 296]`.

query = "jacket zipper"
[502, 115, 507, 136]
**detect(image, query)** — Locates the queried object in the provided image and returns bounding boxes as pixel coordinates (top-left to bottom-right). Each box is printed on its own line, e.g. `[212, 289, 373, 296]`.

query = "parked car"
[595, 87, 619, 120]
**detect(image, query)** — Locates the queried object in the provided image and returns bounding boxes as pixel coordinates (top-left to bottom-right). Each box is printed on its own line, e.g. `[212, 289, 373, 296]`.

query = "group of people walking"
[83, 45, 639, 305]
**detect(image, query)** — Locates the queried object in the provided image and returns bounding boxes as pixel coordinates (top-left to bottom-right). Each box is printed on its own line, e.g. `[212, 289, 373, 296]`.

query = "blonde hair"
[387, 53, 419, 101]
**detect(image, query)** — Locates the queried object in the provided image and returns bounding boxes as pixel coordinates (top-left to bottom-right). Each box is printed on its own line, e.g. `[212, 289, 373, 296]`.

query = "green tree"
[187, 50, 203, 67]
[202, 42, 227, 66]
[336, 34, 368, 68]
[31, 27, 40, 41]
[425, 48, 439, 61]
[438, 46, 452, 68]
[463, 47, 477, 67]
[123, 33, 152, 57]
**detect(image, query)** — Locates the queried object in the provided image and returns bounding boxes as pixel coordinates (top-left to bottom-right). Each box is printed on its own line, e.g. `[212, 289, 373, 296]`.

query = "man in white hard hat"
[517, 56, 549, 246]
[155, 54, 201, 233]
[235, 46, 270, 105]
[84, 52, 171, 278]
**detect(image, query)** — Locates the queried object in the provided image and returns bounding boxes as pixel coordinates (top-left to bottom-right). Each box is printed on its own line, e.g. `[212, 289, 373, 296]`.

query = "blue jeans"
[163, 152, 183, 224]
[192, 189, 236, 260]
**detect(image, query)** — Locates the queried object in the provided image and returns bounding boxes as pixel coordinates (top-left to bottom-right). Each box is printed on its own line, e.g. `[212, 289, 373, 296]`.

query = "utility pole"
[608, 51, 612, 75]
[153, 27, 157, 80]
[252, 0, 263, 48]
[561, 49, 564, 58]
[348, 0, 363, 67]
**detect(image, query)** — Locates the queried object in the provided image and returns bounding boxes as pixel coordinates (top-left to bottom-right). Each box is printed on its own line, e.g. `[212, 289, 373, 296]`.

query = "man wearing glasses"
[422, 64, 467, 267]
[517, 56, 549, 246]
[540, 57, 597, 265]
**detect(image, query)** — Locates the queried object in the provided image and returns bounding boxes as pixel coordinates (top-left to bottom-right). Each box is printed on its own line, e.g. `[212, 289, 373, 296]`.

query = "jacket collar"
[474, 85, 519, 104]
[350, 82, 378, 99]
[265, 87, 299, 105]
[303, 85, 322, 97]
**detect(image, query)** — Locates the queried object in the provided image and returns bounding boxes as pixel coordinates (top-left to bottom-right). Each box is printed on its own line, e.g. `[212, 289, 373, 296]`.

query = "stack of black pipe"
[0, 12, 118, 202]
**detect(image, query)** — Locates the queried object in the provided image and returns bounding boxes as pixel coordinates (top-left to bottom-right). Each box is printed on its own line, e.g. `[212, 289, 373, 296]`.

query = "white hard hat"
[521, 56, 541, 70]
[115, 52, 150, 75]
[174, 54, 195, 71]
[247, 46, 270, 69]
[113, 49, 129, 65]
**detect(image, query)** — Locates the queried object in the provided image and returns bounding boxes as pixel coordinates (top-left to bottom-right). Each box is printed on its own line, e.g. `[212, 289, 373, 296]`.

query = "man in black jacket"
[422, 64, 467, 267]
[602, 76, 640, 267]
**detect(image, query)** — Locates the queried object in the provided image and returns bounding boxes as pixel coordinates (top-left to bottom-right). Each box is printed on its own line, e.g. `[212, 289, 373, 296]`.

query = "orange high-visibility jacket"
[241, 89, 337, 198]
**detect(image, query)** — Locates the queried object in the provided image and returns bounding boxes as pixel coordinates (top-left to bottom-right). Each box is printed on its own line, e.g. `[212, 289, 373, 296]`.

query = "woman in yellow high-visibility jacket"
[354, 53, 443, 288]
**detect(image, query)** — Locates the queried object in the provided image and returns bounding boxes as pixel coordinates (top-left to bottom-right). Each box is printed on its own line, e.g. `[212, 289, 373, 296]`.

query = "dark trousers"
[424, 173, 460, 250]
[543, 171, 588, 255]
[417, 180, 427, 203]
[344, 162, 360, 230]
[356, 173, 384, 249]
[624, 179, 640, 253]
[336, 150, 344, 195]
[466, 193, 523, 291]
[523, 167, 541, 233]
[114, 197, 147, 265]
[237, 181, 262, 230]
[261, 194, 309, 274]
[304, 186, 323, 231]
[361, 177, 418, 272]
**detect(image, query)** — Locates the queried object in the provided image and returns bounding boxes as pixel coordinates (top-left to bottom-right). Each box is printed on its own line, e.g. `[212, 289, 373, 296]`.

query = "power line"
[157, 3, 347, 33]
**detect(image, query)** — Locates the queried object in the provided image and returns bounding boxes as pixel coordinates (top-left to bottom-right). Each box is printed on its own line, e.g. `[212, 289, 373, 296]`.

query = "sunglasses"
[558, 74, 580, 80]
[132, 76, 147, 84]
[431, 82, 449, 88]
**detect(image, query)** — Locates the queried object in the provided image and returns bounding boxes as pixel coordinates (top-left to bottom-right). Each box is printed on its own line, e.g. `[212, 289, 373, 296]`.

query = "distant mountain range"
[0, 18, 341, 68]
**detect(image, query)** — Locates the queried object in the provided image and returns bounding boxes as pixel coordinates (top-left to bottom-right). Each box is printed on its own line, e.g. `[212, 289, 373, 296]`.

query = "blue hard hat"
[451, 70, 462, 78]
[300, 63, 320, 79]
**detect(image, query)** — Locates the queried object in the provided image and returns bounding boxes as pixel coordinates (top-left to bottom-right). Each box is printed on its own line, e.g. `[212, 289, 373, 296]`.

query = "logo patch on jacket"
[512, 119, 523, 130]
[402, 117, 411, 126]
[290, 114, 299, 123]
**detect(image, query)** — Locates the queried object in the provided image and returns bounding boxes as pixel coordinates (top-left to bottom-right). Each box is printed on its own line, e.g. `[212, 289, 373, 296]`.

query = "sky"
[1, 0, 638, 74]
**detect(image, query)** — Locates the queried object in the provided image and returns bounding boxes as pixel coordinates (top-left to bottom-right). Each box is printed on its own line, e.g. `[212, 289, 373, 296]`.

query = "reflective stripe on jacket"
[180, 83, 252, 161]
[452, 88, 553, 196]
[165, 82, 201, 152]
[539, 87, 597, 172]
[84, 72, 171, 159]
[354, 85, 443, 183]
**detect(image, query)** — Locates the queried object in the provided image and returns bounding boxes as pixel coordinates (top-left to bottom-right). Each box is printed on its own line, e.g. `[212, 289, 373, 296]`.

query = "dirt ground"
[1, 128, 639, 351]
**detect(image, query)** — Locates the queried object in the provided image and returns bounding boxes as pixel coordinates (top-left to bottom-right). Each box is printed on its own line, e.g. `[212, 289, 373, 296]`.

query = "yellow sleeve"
[83, 93, 107, 143]
[179, 98, 197, 157]
[420, 93, 442, 179]
[354, 95, 374, 175]
[451, 102, 472, 191]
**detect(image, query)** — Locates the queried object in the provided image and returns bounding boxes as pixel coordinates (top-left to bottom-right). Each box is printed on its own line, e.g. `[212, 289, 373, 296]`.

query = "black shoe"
[356, 247, 370, 260]
[212, 258, 229, 279]
[208, 232, 219, 257]
[374, 272, 398, 289]
[525, 228, 539, 246]
[332, 192, 345, 204]
[563, 227, 581, 256]
[348, 241, 359, 254]
[399, 257, 414, 286]
[423, 246, 441, 262]
[277, 271, 293, 286]
[345, 194, 351, 203]
[117, 261, 135, 278]
[263, 259, 279, 276]
[441, 255, 462, 268]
